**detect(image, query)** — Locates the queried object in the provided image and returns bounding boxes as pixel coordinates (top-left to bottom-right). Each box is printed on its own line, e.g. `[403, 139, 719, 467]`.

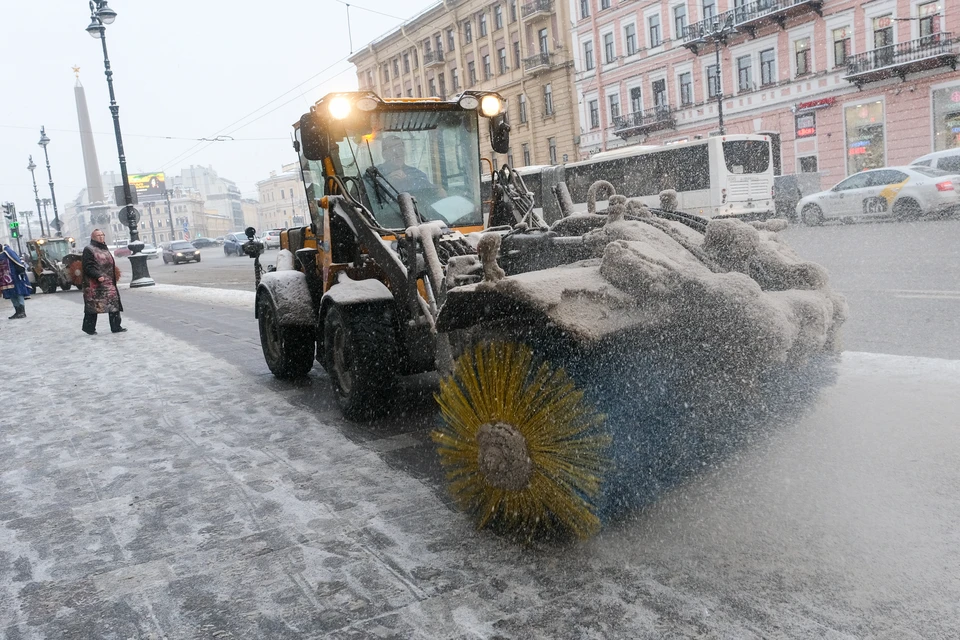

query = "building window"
[447, 28, 456, 52]
[601, 0, 610, 8]
[522, 143, 531, 166]
[510, 0, 517, 22]
[507, 150, 515, 166]
[873, 15, 894, 65]
[630, 86, 642, 114]
[483, 54, 492, 79]
[608, 94, 620, 120]
[703, 0, 716, 21]
[795, 38, 810, 76]
[468, 61, 477, 85]
[464, 20, 473, 43]
[539, 28, 549, 54]
[548, 138, 557, 164]
[799, 156, 818, 173]
[580, 0, 590, 19]
[494, 5, 503, 29]
[438, 73, 446, 97]
[737, 55, 752, 91]
[544, 83, 554, 116]
[652, 79, 667, 111]
[519, 94, 527, 123]
[844, 100, 885, 174]
[393, 59, 400, 77]
[589, 99, 600, 128]
[833, 27, 851, 67]
[648, 14, 661, 48]
[584, 40, 595, 70]
[760, 48, 776, 86]
[436, 34, 443, 53]
[452, 68, 460, 91]
[706, 64, 719, 98]
[919, 1, 940, 41]
[932, 84, 960, 151]
[498, 47, 508, 74]
[624, 24, 637, 56]
[429, 78, 437, 96]
[479, 12, 488, 37]
[679, 71, 693, 105]
[382, 65, 390, 83]
[514, 41, 521, 68]
[603, 33, 615, 63]
[674, 5, 687, 39]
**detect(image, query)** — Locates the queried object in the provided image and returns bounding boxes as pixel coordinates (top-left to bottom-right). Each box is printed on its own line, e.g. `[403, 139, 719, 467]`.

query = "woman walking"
[81, 229, 126, 334]
[0, 242, 29, 319]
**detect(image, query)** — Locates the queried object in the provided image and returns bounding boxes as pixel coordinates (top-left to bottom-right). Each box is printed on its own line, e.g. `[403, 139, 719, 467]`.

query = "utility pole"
[707, 16, 737, 136]
[27, 156, 45, 237]
[164, 189, 175, 241]
[19, 212, 34, 240]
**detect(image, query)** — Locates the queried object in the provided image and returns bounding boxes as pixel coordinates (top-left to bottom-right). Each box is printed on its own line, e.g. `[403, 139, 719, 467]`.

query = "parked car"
[191, 237, 217, 248]
[222, 232, 248, 256]
[261, 229, 283, 249]
[162, 241, 201, 264]
[911, 148, 960, 174]
[114, 243, 159, 259]
[796, 166, 960, 225]
[214, 236, 225, 245]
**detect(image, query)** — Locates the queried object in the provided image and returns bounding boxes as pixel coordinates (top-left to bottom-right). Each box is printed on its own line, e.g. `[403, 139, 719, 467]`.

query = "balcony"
[423, 50, 445, 68]
[523, 52, 555, 73]
[845, 34, 958, 86]
[613, 105, 675, 139]
[683, 0, 823, 50]
[521, 0, 552, 20]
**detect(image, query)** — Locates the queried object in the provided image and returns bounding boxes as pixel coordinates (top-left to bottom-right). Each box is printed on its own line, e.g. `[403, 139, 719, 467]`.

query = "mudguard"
[320, 274, 394, 309]
[255, 270, 315, 326]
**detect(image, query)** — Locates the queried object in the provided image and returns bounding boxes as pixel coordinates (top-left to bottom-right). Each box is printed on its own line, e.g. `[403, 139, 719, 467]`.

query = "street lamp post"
[19, 212, 34, 240]
[87, 0, 154, 287]
[707, 15, 737, 136]
[37, 127, 62, 237]
[27, 156, 46, 237]
[164, 189, 175, 241]
[145, 201, 157, 245]
[40, 199, 52, 238]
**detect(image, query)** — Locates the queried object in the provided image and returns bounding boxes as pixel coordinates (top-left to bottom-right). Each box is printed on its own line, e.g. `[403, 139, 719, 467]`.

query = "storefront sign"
[796, 97, 836, 112]
[796, 113, 816, 138]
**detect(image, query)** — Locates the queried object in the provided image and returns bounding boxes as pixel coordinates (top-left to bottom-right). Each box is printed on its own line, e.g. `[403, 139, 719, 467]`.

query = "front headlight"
[176, 252, 184, 256]
[328, 96, 352, 120]
[480, 94, 503, 117]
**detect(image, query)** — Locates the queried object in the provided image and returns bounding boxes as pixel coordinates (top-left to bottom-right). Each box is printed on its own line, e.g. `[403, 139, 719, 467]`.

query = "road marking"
[884, 289, 960, 300]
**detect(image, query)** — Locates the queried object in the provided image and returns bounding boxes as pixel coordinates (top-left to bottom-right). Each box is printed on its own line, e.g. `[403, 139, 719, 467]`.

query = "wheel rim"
[432, 341, 609, 541]
[331, 322, 354, 396]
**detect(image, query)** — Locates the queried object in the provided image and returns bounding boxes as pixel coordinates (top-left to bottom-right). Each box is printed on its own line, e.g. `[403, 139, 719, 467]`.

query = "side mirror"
[489, 114, 511, 155]
[299, 111, 328, 161]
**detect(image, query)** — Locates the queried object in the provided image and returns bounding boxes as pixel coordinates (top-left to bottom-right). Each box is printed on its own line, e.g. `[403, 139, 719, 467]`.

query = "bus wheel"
[801, 204, 823, 227]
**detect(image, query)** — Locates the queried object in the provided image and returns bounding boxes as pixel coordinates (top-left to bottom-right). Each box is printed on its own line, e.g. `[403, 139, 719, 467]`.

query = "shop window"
[844, 101, 885, 174]
[932, 85, 960, 151]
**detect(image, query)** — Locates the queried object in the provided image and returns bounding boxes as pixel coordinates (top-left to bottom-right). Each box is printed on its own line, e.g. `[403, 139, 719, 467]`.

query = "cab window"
[834, 174, 870, 191]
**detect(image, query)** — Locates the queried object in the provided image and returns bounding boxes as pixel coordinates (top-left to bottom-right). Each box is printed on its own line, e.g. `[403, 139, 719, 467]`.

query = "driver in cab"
[377, 135, 446, 200]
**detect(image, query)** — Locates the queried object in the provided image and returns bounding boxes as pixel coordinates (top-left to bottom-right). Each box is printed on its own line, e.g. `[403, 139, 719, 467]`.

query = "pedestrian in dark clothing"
[81, 229, 126, 335]
[0, 243, 29, 319]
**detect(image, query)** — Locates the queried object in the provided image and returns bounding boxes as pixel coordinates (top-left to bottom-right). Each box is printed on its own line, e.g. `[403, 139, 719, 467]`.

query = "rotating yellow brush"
[432, 341, 609, 541]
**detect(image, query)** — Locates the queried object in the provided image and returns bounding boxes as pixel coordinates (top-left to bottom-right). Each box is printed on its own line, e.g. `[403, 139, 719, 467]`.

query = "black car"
[162, 241, 201, 264]
[191, 237, 217, 248]
[222, 232, 248, 256]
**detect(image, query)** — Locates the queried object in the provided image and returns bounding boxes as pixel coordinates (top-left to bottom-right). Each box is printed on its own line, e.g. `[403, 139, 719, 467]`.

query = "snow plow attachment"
[433, 185, 847, 541]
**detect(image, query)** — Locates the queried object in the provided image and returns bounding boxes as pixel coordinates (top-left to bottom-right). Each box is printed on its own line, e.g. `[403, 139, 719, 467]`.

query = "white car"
[261, 229, 283, 249]
[796, 166, 960, 225]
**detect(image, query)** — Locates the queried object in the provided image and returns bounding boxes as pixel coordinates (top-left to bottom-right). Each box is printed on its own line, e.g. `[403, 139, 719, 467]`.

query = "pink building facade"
[573, 0, 958, 183]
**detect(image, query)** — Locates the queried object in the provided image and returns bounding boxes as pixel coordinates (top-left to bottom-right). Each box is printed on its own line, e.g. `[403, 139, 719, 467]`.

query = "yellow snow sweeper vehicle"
[250, 91, 847, 541]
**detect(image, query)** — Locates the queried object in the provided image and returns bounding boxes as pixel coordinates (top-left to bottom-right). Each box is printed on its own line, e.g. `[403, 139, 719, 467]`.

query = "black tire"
[196, 256, 201, 263]
[801, 204, 824, 226]
[257, 294, 314, 379]
[323, 304, 398, 420]
[893, 197, 922, 220]
[41, 277, 58, 294]
[60, 282, 72, 291]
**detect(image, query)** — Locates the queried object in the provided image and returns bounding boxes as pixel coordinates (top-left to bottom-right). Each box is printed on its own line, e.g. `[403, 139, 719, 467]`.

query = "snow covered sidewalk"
[1, 292, 959, 638]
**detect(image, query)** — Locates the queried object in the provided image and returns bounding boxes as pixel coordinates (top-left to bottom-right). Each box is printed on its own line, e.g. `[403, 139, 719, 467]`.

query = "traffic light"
[9, 221, 19, 239]
[2, 202, 15, 220]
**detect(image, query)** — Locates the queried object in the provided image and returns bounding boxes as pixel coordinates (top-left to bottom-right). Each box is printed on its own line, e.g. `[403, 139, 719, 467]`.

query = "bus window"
[722, 140, 770, 174]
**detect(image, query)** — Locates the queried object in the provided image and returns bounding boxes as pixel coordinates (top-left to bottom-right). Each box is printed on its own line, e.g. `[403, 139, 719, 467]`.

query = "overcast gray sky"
[1, 0, 434, 213]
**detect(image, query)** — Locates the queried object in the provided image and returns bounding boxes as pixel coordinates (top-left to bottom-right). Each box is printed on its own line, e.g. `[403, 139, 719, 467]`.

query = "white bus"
[500, 134, 775, 221]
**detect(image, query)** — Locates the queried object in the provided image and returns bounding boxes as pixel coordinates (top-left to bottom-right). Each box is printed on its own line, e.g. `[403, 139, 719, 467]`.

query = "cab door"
[826, 173, 871, 218]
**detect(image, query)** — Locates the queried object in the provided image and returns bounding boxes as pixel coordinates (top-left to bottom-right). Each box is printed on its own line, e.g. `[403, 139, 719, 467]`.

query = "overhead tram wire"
[159, 55, 353, 171]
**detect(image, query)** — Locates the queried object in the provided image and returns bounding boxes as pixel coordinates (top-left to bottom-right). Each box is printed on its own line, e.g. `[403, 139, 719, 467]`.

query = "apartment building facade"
[257, 164, 310, 231]
[574, 0, 957, 181]
[349, 0, 581, 167]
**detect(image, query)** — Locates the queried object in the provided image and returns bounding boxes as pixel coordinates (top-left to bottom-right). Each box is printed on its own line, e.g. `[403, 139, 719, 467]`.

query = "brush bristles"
[433, 342, 610, 541]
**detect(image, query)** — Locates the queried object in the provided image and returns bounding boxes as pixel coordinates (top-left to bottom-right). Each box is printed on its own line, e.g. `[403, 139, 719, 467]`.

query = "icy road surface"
[1, 293, 958, 638]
